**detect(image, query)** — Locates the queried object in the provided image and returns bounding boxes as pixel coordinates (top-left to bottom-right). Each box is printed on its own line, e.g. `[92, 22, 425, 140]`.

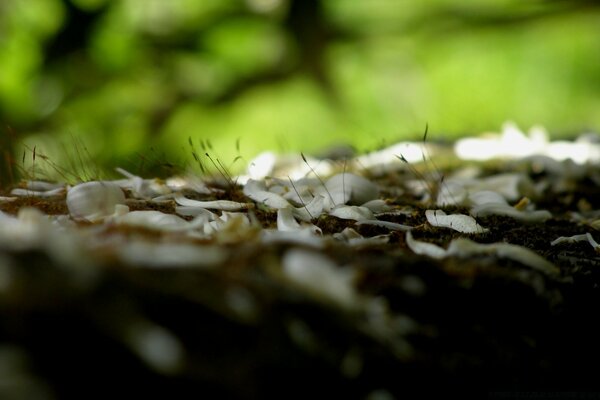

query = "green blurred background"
[1, 0, 600, 182]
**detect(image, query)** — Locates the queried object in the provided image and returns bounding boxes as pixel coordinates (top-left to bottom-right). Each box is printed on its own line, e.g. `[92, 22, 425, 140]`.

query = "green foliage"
[2, 0, 600, 181]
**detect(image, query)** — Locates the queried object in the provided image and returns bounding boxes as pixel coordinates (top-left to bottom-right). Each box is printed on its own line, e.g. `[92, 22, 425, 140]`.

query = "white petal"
[116, 211, 191, 231]
[468, 190, 507, 206]
[586, 233, 600, 249]
[474, 173, 533, 201]
[323, 173, 379, 206]
[125, 321, 184, 374]
[261, 229, 326, 248]
[361, 199, 392, 213]
[277, 208, 302, 231]
[436, 180, 467, 206]
[175, 197, 251, 211]
[243, 179, 290, 209]
[405, 231, 447, 259]
[175, 206, 216, 219]
[67, 181, 126, 222]
[25, 181, 65, 191]
[11, 187, 65, 197]
[173, 175, 212, 195]
[278, 208, 322, 234]
[349, 235, 389, 248]
[114, 167, 172, 199]
[0, 208, 48, 249]
[330, 205, 374, 221]
[425, 209, 487, 233]
[356, 219, 412, 231]
[246, 151, 276, 180]
[551, 233, 600, 251]
[117, 241, 226, 268]
[333, 227, 389, 248]
[333, 227, 363, 241]
[446, 238, 559, 276]
[282, 248, 358, 308]
[550, 234, 590, 246]
[471, 203, 552, 222]
[292, 195, 325, 222]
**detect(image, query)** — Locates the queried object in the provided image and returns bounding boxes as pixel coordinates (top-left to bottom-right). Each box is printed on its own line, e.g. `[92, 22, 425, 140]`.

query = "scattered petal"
[261, 229, 326, 248]
[277, 208, 301, 231]
[114, 167, 172, 199]
[405, 231, 447, 259]
[175, 196, 251, 211]
[333, 227, 389, 248]
[25, 181, 65, 191]
[551, 233, 600, 252]
[447, 238, 559, 276]
[66, 181, 126, 222]
[356, 219, 412, 232]
[469, 190, 507, 206]
[243, 179, 290, 209]
[11, 187, 65, 197]
[323, 173, 379, 206]
[330, 205, 374, 221]
[471, 203, 552, 222]
[0, 208, 51, 250]
[333, 227, 363, 241]
[277, 208, 321, 234]
[425, 209, 487, 233]
[116, 211, 191, 232]
[361, 199, 392, 213]
[246, 151, 277, 180]
[282, 248, 358, 308]
[292, 194, 325, 222]
[125, 320, 184, 374]
[175, 206, 216, 219]
[117, 240, 227, 268]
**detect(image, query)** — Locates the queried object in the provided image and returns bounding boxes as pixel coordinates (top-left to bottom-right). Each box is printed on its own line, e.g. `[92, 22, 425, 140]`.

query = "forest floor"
[1, 133, 600, 399]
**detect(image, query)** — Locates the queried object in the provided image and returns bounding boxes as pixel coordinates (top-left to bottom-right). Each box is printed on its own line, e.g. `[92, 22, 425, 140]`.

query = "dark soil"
[1, 160, 600, 399]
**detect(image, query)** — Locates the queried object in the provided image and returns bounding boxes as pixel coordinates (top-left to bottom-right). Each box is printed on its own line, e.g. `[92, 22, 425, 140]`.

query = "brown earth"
[1, 160, 600, 399]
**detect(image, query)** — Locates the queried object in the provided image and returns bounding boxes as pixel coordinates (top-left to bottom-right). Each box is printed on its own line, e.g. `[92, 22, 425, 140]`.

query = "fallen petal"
[282, 248, 358, 308]
[67, 181, 126, 222]
[175, 197, 251, 211]
[405, 231, 447, 259]
[330, 205, 374, 221]
[425, 209, 487, 233]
